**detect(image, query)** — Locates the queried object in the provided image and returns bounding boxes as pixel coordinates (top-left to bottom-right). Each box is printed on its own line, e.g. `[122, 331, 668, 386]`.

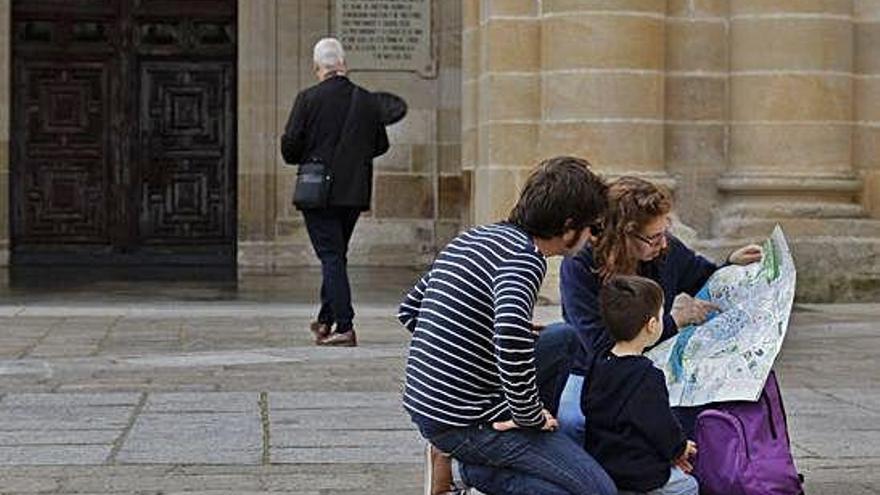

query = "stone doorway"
[10, 0, 237, 265]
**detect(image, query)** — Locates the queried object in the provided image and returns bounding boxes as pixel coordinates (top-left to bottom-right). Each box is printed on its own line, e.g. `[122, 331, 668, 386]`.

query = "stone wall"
[0, 0, 8, 266]
[464, 0, 880, 302]
[238, 0, 464, 270]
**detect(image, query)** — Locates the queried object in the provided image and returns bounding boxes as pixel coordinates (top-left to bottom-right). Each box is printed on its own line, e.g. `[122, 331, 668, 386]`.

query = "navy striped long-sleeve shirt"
[399, 223, 548, 431]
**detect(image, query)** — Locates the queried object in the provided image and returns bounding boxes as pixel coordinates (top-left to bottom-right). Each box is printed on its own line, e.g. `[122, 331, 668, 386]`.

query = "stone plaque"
[335, 0, 432, 73]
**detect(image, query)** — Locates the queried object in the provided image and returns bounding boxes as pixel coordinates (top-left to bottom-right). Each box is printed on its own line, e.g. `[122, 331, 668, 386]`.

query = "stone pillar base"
[696, 236, 880, 303]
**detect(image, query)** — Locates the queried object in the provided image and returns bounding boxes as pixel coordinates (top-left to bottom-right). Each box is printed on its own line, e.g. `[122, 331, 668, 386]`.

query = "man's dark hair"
[508, 156, 607, 239]
[600, 275, 664, 342]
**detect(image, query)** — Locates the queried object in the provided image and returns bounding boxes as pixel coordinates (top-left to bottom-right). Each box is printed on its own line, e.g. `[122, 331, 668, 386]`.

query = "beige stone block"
[237, 170, 275, 241]
[462, 80, 478, 130]
[374, 145, 413, 172]
[0, 171, 7, 239]
[463, 29, 480, 79]
[666, 76, 727, 121]
[479, 74, 540, 121]
[463, 0, 480, 29]
[730, 124, 852, 172]
[462, 129, 478, 169]
[438, 108, 462, 143]
[386, 109, 435, 145]
[543, 0, 665, 14]
[480, 123, 538, 167]
[486, 0, 538, 17]
[665, 123, 726, 166]
[473, 168, 519, 224]
[0, 140, 7, 174]
[732, 19, 853, 72]
[667, 21, 727, 72]
[439, 175, 467, 219]
[543, 73, 663, 120]
[542, 15, 664, 70]
[411, 144, 436, 174]
[731, 75, 852, 121]
[439, 0, 463, 32]
[439, 69, 462, 110]
[538, 123, 664, 171]
[667, 165, 725, 235]
[354, 73, 439, 109]
[856, 78, 880, 121]
[439, 144, 463, 174]
[856, 22, 880, 74]
[373, 174, 434, 219]
[439, 31, 462, 70]
[854, 125, 880, 170]
[855, 0, 880, 20]
[730, 0, 853, 16]
[667, 0, 729, 17]
[484, 19, 540, 72]
[862, 170, 880, 218]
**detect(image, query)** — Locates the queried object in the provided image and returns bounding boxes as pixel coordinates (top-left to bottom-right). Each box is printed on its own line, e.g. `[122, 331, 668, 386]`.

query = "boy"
[399, 156, 615, 495]
[583, 275, 699, 495]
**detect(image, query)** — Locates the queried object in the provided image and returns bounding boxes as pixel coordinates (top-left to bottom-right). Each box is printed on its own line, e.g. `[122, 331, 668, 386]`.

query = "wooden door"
[11, 0, 237, 265]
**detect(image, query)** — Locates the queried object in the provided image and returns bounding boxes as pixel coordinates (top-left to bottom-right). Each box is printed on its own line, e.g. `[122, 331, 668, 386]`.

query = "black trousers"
[302, 207, 361, 332]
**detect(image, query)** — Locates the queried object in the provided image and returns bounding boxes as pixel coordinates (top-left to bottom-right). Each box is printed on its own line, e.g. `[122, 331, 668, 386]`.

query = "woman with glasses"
[551, 176, 763, 444]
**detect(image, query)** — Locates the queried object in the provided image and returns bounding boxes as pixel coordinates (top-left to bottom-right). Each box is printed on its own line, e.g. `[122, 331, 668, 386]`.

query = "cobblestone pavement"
[0, 268, 877, 494]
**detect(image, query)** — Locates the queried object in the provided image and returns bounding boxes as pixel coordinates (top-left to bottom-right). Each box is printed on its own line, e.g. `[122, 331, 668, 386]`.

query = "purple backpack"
[693, 372, 804, 495]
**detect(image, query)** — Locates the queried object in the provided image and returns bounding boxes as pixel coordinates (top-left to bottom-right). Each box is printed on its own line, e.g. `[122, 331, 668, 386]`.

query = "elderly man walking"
[281, 38, 389, 346]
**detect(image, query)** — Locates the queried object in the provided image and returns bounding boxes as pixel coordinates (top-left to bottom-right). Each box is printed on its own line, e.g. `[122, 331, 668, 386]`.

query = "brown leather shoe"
[317, 329, 357, 347]
[309, 321, 332, 343]
[424, 444, 455, 495]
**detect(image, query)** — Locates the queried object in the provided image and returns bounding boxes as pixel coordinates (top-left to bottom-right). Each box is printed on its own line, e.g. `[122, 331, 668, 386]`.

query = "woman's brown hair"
[594, 177, 672, 281]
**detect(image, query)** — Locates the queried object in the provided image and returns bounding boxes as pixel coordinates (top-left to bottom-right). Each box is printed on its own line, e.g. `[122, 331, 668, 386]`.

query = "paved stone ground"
[0, 268, 877, 494]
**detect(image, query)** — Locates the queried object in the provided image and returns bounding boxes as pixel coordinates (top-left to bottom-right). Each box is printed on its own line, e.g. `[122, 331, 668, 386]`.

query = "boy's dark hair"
[600, 275, 664, 342]
[508, 156, 607, 239]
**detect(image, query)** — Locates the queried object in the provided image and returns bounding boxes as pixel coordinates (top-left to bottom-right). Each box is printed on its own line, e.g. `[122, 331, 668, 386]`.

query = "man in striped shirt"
[400, 157, 616, 495]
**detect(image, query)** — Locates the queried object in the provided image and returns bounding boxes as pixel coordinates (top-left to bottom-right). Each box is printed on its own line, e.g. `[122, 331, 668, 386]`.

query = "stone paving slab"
[0, 299, 873, 493]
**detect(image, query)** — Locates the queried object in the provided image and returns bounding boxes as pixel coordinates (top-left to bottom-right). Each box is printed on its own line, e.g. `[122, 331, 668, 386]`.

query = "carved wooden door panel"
[11, 0, 236, 265]
[138, 62, 234, 246]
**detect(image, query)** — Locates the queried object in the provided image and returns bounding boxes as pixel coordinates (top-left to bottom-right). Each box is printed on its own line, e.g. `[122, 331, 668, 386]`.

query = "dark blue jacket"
[583, 352, 687, 492]
[560, 235, 717, 373]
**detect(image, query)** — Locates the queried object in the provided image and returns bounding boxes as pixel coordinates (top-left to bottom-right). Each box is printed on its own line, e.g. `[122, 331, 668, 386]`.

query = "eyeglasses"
[631, 225, 670, 247]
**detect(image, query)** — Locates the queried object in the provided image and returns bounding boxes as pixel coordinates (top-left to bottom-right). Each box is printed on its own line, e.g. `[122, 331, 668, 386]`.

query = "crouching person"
[584, 276, 699, 495]
[399, 156, 616, 495]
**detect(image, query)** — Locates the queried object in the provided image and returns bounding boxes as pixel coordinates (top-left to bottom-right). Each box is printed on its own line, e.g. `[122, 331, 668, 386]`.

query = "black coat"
[583, 352, 687, 492]
[281, 76, 389, 210]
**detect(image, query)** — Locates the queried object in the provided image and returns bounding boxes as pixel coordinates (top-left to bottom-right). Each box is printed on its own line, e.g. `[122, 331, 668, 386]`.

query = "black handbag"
[292, 87, 360, 210]
[292, 159, 332, 209]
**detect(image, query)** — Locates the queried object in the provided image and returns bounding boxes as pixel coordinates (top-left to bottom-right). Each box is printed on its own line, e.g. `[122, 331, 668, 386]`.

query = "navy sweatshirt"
[583, 352, 687, 492]
[560, 235, 717, 373]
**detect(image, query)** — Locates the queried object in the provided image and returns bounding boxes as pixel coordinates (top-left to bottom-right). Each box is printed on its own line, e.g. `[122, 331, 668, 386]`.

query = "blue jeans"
[619, 468, 698, 495]
[430, 425, 616, 495]
[302, 207, 360, 331]
[558, 373, 587, 445]
[428, 323, 614, 495]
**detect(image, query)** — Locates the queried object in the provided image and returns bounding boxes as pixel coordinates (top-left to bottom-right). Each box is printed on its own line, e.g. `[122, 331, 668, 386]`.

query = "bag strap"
[327, 86, 361, 174]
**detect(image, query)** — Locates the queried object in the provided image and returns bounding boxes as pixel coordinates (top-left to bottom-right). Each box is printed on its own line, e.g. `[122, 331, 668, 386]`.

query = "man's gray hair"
[313, 38, 346, 69]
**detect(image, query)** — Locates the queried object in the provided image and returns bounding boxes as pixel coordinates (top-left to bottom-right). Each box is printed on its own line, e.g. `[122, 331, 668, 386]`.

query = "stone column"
[467, 0, 541, 225]
[715, 0, 863, 238]
[665, 0, 729, 234]
[714, 0, 880, 301]
[539, 0, 669, 183]
[0, 0, 9, 266]
[856, 0, 880, 217]
[237, 0, 279, 271]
